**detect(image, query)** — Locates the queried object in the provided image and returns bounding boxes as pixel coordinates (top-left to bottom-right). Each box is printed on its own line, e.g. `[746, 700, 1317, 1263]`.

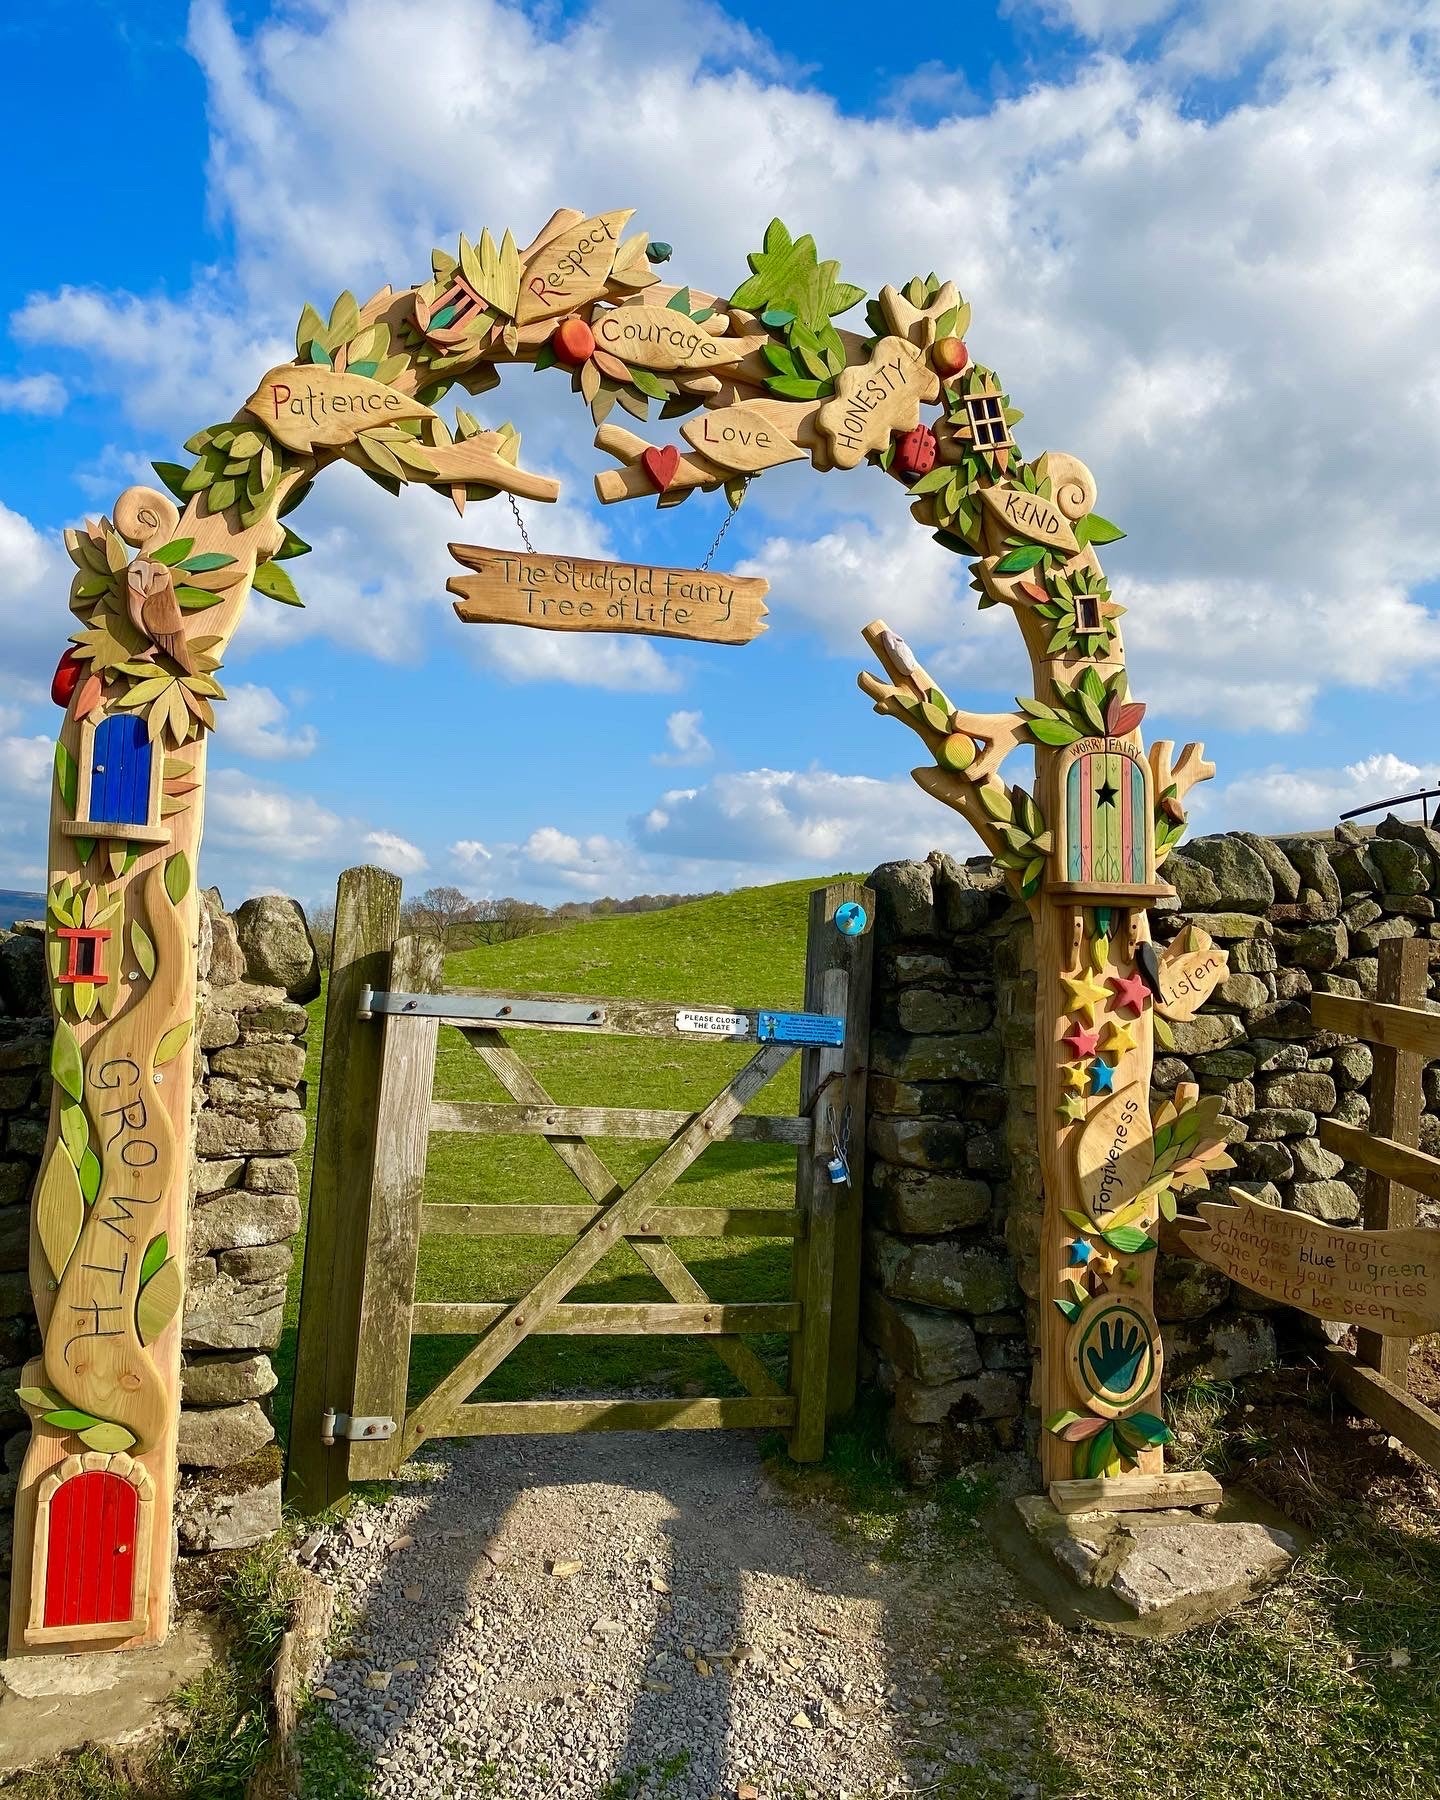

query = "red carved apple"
[51, 648, 84, 707]
[553, 318, 596, 367]
[933, 337, 969, 378]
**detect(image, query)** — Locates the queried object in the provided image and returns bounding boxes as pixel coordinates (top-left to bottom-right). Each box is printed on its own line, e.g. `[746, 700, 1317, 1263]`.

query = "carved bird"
[124, 558, 194, 673]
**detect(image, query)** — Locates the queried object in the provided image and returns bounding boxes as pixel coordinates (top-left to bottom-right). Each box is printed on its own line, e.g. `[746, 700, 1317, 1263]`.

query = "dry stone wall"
[0, 890, 317, 1617]
[863, 819, 1440, 1483]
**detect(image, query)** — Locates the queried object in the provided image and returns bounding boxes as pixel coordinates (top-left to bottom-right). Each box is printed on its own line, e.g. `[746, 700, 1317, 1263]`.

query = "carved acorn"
[892, 424, 937, 478]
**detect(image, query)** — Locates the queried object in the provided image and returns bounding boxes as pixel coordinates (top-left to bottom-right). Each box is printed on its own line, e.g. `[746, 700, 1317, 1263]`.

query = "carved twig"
[592, 424, 725, 504]
[1149, 739, 1216, 812]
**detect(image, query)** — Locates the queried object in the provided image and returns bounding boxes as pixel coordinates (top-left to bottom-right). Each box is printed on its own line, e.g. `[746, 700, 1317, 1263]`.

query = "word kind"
[447, 547, 770, 647]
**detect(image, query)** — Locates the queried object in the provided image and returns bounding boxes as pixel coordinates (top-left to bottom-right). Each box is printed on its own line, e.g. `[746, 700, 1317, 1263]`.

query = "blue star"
[1090, 1060, 1116, 1094]
[1068, 1239, 1095, 1265]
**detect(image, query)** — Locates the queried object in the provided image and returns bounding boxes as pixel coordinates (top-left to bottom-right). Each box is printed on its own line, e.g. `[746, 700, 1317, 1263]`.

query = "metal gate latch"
[321, 1408, 396, 1445]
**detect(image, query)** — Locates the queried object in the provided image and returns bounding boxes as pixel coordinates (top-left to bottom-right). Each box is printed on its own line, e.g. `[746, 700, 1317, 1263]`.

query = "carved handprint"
[1086, 1318, 1145, 1396]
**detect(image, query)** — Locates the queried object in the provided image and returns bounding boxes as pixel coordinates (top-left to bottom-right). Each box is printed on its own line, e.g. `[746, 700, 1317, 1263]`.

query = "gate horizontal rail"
[419, 1203, 803, 1238]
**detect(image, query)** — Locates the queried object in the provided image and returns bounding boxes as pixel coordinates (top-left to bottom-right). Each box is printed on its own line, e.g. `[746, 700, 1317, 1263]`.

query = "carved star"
[1061, 1059, 1090, 1094]
[1063, 969, 1109, 1024]
[1121, 1262, 1142, 1286]
[1102, 1018, 1137, 1058]
[1095, 779, 1119, 810]
[1089, 1060, 1117, 1095]
[1107, 971, 1151, 1017]
[1062, 1022, 1100, 1059]
[1057, 1094, 1088, 1124]
[1067, 1238, 1095, 1266]
[1090, 1250, 1118, 1279]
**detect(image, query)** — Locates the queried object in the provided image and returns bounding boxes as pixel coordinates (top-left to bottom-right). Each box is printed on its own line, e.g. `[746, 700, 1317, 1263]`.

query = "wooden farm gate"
[285, 870, 872, 1512]
[1313, 934, 1440, 1470]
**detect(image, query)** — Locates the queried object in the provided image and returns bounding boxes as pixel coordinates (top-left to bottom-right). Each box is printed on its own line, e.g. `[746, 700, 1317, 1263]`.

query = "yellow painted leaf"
[79, 1421, 138, 1453]
[130, 920, 156, 980]
[136, 1258, 181, 1346]
[35, 1147, 85, 1281]
[154, 1019, 193, 1066]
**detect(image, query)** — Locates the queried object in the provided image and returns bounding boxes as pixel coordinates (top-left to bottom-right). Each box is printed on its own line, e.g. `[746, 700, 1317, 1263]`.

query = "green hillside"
[280, 874, 859, 1438]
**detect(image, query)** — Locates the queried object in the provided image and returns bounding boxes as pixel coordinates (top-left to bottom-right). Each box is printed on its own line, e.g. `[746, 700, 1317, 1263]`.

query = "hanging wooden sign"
[447, 545, 769, 645]
[593, 307, 748, 374]
[1153, 926, 1228, 1020]
[243, 366, 437, 453]
[815, 336, 939, 469]
[1175, 1190, 1440, 1336]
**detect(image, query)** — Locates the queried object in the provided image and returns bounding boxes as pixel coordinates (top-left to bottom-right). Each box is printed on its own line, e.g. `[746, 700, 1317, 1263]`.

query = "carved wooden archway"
[13, 204, 1225, 1654]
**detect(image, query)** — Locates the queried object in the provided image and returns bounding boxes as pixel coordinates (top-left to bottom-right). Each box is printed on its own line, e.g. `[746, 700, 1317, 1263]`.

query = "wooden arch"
[14, 203, 1222, 1654]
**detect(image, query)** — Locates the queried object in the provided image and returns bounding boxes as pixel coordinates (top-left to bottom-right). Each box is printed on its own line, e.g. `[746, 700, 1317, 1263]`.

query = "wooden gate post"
[285, 865, 402, 1514]
[790, 880, 873, 1448]
[1356, 934, 1430, 1386]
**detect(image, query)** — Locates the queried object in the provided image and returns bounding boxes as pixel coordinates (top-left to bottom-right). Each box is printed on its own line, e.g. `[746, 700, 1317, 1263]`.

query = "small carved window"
[965, 393, 1011, 449]
[55, 926, 110, 987]
[1075, 593, 1102, 633]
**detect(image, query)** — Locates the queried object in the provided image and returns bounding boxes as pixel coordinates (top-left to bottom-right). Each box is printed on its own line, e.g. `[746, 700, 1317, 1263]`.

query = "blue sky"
[3, 0, 1440, 908]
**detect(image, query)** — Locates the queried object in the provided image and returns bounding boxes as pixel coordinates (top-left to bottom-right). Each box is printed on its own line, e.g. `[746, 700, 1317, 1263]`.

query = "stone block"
[194, 1109, 306, 1158]
[192, 1156, 247, 1199]
[869, 1031, 1003, 1083]
[1292, 1179, 1361, 1223]
[1343, 898, 1383, 930]
[217, 1243, 294, 1282]
[1167, 1313, 1277, 1381]
[1182, 835, 1274, 911]
[1275, 839, 1342, 915]
[1163, 855, 1220, 910]
[199, 1006, 241, 1052]
[1354, 916, 1417, 955]
[1155, 1255, 1230, 1321]
[1335, 957, 1379, 996]
[1229, 938, 1278, 974]
[191, 1187, 301, 1256]
[1330, 843, 1379, 896]
[201, 887, 247, 988]
[867, 1117, 969, 1171]
[183, 1268, 287, 1351]
[1274, 920, 1347, 971]
[1168, 1015, 1244, 1056]
[894, 1369, 1022, 1425]
[1214, 973, 1269, 1010]
[240, 999, 311, 1037]
[0, 935, 47, 1017]
[1248, 1108, 1316, 1141]
[868, 1232, 1020, 1314]
[1370, 837, 1426, 896]
[1259, 1072, 1336, 1112]
[234, 894, 321, 1001]
[894, 989, 993, 1035]
[246, 1157, 300, 1197]
[869, 860, 935, 941]
[868, 1165, 993, 1234]
[1233, 1138, 1294, 1182]
[177, 1399, 275, 1469]
[1192, 1049, 1256, 1084]
[863, 1293, 981, 1383]
[1176, 913, 1274, 942]
[182, 1352, 279, 1406]
[1333, 1092, 1370, 1128]
[209, 1041, 308, 1088]
[886, 952, 950, 985]
[177, 1464, 282, 1553]
[1292, 1138, 1345, 1182]
[0, 1163, 31, 1208]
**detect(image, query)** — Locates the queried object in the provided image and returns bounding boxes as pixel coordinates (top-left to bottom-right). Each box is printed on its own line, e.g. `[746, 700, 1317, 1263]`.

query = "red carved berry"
[933, 337, 969, 378]
[51, 648, 84, 707]
[552, 317, 596, 367]
[893, 424, 937, 478]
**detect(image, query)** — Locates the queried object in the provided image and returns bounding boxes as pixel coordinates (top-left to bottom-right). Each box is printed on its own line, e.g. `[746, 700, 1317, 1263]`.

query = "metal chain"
[507, 491, 535, 554]
[700, 499, 740, 571]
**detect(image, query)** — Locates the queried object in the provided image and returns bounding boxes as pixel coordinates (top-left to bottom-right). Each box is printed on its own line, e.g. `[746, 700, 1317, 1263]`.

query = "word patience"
[447, 546, 769, 646]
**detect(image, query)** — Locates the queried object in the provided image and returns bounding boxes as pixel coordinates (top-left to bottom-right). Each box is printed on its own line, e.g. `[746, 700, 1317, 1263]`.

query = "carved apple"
[50, 648, 84, 707]
[552, 317, 597, 367]
[933, 337, 969, 378]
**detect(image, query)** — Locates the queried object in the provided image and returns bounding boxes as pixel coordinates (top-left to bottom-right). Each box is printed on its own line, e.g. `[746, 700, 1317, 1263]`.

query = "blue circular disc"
[835, 901, 868, 936]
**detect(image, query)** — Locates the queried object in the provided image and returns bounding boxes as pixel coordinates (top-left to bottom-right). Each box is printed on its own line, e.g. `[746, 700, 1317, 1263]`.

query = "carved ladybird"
[892, 424, 937, 478]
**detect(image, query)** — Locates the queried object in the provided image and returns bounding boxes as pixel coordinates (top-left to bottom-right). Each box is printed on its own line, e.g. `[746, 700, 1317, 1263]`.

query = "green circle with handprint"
[1067, 1298, 1159, 1418]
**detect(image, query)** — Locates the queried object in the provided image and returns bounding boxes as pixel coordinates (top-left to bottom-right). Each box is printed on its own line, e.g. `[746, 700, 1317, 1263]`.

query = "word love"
[244, 366, 435, 454]
[681, 405, 806, 475]
[447, 547, 769, 646]
[816, 336, 939, 469]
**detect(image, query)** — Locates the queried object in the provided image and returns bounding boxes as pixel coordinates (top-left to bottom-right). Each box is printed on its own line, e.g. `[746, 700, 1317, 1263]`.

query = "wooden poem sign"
[594, 307, 747, 374]
[1075, 1083, 1153, 1222]
[244, 366, 437, 453]
[447, 545, 768, 645]
[816, 336, 939, 470]
[1177, 1190, 1440, 1336]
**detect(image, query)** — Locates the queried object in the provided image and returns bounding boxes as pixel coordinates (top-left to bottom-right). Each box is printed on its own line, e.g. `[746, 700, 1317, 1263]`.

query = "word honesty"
[447, 546, 769, 646]
[243, 366, 435, 453]
[1176, 1190, 1440, 1336]
[816, 336, 938, 469]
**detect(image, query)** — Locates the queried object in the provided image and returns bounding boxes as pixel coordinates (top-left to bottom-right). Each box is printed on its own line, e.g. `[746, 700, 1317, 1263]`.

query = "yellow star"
[1062, 968, 1108, 1025]
[1061, 1060, 1090, 1094]
[1057, 1094, 1087, 1124]
[1103, 1018, 1137, 1058]
[1090, 1250, 1119, 1279]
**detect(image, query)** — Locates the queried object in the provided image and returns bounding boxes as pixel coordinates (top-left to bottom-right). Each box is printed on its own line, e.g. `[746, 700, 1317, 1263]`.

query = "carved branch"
[859, 620, 1027, 781]
[592, 423, 725, 505]
[1149, 739, 1216, 811]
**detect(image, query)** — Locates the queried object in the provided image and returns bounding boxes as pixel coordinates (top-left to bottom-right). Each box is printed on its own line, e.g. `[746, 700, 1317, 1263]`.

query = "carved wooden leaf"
[136, 1258, 181, 1347]
[35, 1147, 85, 1282]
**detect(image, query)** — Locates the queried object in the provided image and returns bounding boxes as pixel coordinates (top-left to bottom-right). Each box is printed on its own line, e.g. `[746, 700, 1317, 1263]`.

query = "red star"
[1063, 1021, 1100, 1058]
[1108, 971, 1151, 1017]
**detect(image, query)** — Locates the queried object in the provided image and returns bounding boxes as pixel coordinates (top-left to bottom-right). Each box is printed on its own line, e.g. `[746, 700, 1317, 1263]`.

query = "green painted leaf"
[765, 375, 826, 400]
[276, 526, 311, 561]
[140, 1231, 169, 1286]
[78, 1145, 101, 1206]
[176, 585, 224, 611]
[164, 852, 191, 905]
[666, 286, 693, 313]
[628, 368, 669, 399]
[16, 1386, 64, 1410]
[43, 1408, 102, 1432]
[35, 1148, 84, 1279]
[1053, 1298, 1082, 1322]
[1082, 1423, 1116, 1480]
[55, 741, 78, 811]
[1101, 1225, 1158, 1255]
[79, 1421, 138, 1453]
[994, 545, 1046, 574]
[151, 537, 195, 566]
[154, 1019, 193, 1066]
[60, 1100, 88, 1168]
[1046, 1410, 1083, 1434]
[152, 461, 191, 500]
[253, 562, 303, 607]
[180, 551, 237, 573]
[1028, 719, 1083, 747]
[1117, 1410, 1173, 1449]
[1080, 512, 1125, 546]
[130, 920, 156, 980]
[52, 1018, 83, 1102]
[136, 1257, 181, 1346]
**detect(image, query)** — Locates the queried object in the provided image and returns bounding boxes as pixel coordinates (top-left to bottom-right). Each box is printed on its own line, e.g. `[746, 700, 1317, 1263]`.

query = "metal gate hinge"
[321, 1408, 396, 1445]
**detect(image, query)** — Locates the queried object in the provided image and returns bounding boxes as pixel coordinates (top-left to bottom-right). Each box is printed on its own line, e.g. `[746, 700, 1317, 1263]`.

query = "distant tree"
[469, 896, 550, 945]
[401, 884, 480, 950]
[309, 899, 337, 972]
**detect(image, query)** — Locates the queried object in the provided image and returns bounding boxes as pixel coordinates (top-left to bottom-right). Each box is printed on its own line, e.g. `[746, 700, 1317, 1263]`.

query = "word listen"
[447, 546, 769, 646]
[244, 366, 436, 454]
[1177, 1190, 1440, 1336]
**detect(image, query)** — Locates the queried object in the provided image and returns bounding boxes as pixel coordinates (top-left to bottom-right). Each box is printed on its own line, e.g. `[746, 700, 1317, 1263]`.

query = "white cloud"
[223, 683, 318, 759]
[0, 373, 66, 415]
[653, 709, 713, 765]
[449, 839, 493, 866]
[205, 769, 345, 861]
[0, 735, 53, 794]
[1203, 750, 1440, 835]
[0, 499, 71, 704]
[362, 829, 428, 876]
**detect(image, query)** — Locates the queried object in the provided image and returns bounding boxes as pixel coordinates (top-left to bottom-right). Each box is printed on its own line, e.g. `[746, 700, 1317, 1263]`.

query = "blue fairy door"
[89, 714, 153, 827]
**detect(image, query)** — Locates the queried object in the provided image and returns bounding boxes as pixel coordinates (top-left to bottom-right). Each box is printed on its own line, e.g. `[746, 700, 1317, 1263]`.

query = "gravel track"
[308, 1431, 979, 1799]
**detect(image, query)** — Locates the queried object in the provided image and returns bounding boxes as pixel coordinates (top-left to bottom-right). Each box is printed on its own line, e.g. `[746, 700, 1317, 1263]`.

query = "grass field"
[276, 876, 853, 1436]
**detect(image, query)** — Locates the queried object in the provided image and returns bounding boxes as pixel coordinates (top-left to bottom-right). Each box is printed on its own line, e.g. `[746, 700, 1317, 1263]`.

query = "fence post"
[1356, 934, 1430, 1386]
[285, 865, 402, 1514]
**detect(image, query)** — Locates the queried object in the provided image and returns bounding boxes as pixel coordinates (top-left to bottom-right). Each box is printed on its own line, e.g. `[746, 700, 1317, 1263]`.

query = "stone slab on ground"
[998, 1490, 1297, 1637]
[0, 1614, 220, 1776]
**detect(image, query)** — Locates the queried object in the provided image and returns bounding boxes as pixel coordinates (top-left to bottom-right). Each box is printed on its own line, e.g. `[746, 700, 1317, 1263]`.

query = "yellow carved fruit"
[937, 733, 976, 772]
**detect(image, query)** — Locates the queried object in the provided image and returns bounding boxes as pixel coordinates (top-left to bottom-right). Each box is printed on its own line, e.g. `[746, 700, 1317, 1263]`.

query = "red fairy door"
[43, 1471, 139, 1629]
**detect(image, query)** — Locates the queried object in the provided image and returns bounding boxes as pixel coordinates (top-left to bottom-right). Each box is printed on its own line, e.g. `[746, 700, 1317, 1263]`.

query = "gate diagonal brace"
[399, 1037, 796, 1458]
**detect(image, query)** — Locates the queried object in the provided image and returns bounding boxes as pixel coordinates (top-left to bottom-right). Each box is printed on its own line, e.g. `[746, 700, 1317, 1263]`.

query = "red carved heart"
[642, 445, 681, 493]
